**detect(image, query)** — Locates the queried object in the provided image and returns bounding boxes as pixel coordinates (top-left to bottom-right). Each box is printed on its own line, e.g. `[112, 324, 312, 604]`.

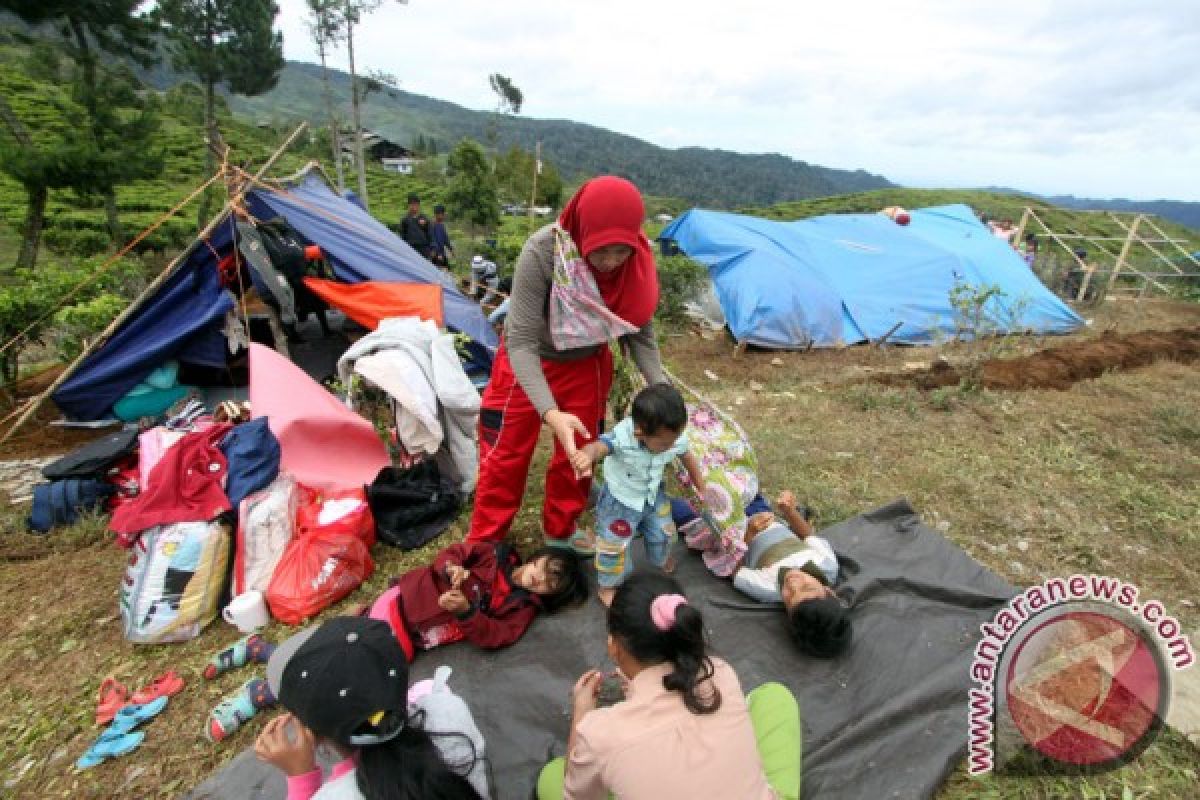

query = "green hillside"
[223, 61, 893, 209]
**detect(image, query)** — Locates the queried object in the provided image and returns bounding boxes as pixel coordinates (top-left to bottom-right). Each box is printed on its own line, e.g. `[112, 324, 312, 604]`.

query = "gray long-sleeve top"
[504, 224, 666, 417]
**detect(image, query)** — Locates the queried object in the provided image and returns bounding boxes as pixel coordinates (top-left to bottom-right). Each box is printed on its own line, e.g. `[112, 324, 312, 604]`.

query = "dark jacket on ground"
[392, 541, 541, 649]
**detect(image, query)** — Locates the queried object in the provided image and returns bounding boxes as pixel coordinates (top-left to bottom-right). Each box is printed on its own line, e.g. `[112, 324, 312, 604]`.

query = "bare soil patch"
[877, 327, 1200, 391]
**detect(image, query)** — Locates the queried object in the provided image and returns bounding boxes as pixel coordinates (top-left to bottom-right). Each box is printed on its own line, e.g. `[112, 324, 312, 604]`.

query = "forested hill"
[221, 60, 893, 208]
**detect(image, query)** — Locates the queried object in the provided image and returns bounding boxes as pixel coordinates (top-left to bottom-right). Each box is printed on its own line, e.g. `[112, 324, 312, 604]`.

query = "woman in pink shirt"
[537, 572, 802, 800]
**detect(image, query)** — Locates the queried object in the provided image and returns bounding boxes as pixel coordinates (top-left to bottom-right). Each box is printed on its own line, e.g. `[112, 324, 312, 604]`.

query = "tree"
[494, 145, 562, 208]
[484, 73, 522, 161]
[1, 0, 162, 247]
[305, 0, 346, 191]
[158, 0, 284, 226]
[446, 138, 499, 234]
[489, 73, 523, 115]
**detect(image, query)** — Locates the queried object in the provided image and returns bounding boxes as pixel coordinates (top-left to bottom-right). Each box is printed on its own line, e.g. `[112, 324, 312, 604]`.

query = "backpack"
[28, 479, 116, 533]
[366, 462, 461, 550]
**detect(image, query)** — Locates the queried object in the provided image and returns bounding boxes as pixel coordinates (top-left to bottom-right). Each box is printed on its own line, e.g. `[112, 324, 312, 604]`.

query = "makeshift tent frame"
[8, 124, 497, 432]
[1012, 207, 1200, 302]
[1, 124, 310, 444]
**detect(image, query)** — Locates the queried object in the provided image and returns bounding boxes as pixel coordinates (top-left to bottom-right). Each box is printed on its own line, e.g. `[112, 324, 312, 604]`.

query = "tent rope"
[0, 168, 226, 359]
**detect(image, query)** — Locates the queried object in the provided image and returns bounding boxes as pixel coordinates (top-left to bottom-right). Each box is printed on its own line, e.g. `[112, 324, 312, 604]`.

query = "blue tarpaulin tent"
[659, 204, 1083, 348]
[55, 167, 497, 420]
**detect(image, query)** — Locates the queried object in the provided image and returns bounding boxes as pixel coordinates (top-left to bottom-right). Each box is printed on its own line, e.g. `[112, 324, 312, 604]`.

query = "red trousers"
[468, 344, 612, 543]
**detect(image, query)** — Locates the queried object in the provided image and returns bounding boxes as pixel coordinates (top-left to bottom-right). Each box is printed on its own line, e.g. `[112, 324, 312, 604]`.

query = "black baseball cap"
[407, 193, 420, 203]
[433, 204, 446, 214]
[266, 617, 410, 746]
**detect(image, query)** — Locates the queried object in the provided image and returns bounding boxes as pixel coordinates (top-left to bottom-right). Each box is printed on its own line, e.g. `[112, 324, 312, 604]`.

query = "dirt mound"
[882, 327, 1200, 391]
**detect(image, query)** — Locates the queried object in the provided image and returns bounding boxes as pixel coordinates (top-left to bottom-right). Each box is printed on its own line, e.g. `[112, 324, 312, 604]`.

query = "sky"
[273, 0, 1200, 202]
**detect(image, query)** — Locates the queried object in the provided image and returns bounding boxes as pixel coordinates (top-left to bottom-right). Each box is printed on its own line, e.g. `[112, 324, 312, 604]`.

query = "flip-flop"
[130, 670, 185, 705]
[108, 696, 169, 734]
[95, 676, 128, 726]
[76, 729, 145, 770]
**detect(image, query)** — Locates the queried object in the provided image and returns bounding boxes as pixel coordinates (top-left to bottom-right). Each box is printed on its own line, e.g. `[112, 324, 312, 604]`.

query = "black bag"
[41, 427, 138, 481]
[366, 462, 461, 550]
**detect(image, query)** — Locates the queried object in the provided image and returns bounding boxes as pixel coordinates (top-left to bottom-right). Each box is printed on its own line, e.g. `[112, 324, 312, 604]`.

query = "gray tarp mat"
[188, 498, 1015, 800]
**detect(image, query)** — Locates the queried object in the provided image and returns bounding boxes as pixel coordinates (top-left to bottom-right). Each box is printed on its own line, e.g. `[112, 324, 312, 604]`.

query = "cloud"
[273, 0, 1200, 200]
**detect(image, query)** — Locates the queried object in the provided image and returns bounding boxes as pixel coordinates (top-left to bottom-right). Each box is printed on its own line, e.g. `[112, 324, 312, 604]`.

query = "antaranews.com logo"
[968, 574, 1194, 775]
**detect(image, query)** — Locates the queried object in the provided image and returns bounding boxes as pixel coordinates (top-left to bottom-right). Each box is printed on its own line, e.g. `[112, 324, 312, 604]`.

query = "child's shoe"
[205, 678, 274, 743]
[203, 634, 272, 680]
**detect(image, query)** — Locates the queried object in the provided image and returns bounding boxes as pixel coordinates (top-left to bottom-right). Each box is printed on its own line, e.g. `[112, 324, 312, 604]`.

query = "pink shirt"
[564, 657, 775, 800]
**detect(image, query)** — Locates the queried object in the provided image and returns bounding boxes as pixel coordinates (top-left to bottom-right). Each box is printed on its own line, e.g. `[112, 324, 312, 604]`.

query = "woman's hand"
[776, 490, 796, 511]
[544, 409, 590, 471]
[571, 669, 604, 718]
[254, 713, 316, 777]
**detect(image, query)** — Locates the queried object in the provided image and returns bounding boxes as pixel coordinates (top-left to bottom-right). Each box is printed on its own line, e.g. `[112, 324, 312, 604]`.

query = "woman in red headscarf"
[467, 177, 665, 551]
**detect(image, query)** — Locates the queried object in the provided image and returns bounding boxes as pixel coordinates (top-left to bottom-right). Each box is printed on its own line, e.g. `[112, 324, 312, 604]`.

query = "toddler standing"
[572, 384, 706, 605]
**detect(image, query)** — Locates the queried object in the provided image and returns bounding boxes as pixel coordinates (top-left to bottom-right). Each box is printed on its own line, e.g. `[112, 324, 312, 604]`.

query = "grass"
[1, 299, 1198, 798]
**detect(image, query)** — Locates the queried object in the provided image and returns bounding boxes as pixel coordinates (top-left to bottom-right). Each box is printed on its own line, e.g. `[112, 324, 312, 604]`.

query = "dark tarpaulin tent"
[188, 500, 1015, 800]
[54, 167, 497, 421]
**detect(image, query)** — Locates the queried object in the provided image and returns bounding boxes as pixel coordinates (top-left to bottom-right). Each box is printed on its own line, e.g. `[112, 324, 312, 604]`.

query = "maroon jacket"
[392, 541, 541, 650]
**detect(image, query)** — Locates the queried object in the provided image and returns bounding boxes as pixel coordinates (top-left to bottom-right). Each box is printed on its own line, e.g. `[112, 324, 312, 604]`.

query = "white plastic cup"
[222, 590, 269, 633]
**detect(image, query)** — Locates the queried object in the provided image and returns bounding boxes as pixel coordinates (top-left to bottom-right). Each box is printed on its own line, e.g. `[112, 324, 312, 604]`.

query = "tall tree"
[446, 138, 499, 235]
[158, 0, 284, 226]
[485, 73, 522, 162]
[1, 0, 162, 247]
[305, 0, 346, 191]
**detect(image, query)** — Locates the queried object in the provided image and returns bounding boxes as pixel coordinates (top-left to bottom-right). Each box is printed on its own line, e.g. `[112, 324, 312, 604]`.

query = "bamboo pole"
[1011, 207, 1032, 248]
[1, 123, 308, 444]
[1138, 216, 1200, 273]
[1106, 215, 1140, 290]
[1106, 213, 1183, 281]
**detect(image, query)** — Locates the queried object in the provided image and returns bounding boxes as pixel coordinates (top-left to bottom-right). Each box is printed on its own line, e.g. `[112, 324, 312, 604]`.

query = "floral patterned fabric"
[675, 401, 760, 577]
[546, 225, 640, 351]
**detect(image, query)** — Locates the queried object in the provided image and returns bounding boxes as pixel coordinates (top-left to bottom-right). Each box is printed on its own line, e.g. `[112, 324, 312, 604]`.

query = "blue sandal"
[109, 696, 168, 734]
[76, 729, 144, 769]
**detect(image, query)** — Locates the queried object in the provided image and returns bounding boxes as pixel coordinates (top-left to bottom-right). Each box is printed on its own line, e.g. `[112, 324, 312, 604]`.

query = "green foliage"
[493, 145, 563, 208]
[948, 281, 1006, 342]
[157, 0, 283, 97]
[446, 137, 499, 230]
[51, 291, 125, 360]
[656, 253, 707, 326]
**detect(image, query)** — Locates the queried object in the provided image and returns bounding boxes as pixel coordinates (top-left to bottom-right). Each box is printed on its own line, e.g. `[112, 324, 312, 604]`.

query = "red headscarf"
[558, 176, 659, 328]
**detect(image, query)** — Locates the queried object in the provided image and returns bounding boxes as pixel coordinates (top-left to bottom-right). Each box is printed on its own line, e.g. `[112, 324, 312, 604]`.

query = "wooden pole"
[1138, 216, 1200, 273]
[1, 123, 308, 444]
[1106, 215, 1140, 290]
[1011, 207, 1032, 249]
[1105, 213, 1177, 289]
[528, 140, 541, 226]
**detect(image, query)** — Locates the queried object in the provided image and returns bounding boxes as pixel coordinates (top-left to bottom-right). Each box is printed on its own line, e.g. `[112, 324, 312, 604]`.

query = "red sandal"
[130, 670, 186, 705]
[95, 676, 129, 726]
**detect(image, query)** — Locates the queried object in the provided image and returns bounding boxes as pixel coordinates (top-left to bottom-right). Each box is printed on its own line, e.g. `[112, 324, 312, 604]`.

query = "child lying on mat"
[735, 490, 851, 658]
[570, 384, 707, 606]
[371, 540, 588, 657]
[204, 541, 587, 742]
[674, 489, 851, 658]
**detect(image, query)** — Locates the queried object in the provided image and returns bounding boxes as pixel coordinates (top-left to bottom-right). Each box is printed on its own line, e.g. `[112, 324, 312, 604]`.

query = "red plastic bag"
[265, 529, 374, 625]
[294, 485, 376, 548]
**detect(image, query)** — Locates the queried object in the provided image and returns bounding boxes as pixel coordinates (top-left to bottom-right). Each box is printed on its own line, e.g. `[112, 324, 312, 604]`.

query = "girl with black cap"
[254, 616, 486, 800]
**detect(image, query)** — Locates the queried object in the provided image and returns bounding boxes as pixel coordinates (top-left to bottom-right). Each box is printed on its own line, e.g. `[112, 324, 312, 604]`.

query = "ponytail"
[608, 571, 722, 715]
[355, 709, 482, 800]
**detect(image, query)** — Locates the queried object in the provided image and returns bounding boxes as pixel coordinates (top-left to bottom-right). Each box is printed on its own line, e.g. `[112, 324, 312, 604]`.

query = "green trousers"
[536, 681, 801, 800]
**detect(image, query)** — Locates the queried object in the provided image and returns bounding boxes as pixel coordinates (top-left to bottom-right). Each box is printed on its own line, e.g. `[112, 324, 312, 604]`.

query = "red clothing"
[468, 343, 612, 543]
[558, 176, 659, 328]
[109, 423, 232, 541]
[391, 540, 541, 651]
